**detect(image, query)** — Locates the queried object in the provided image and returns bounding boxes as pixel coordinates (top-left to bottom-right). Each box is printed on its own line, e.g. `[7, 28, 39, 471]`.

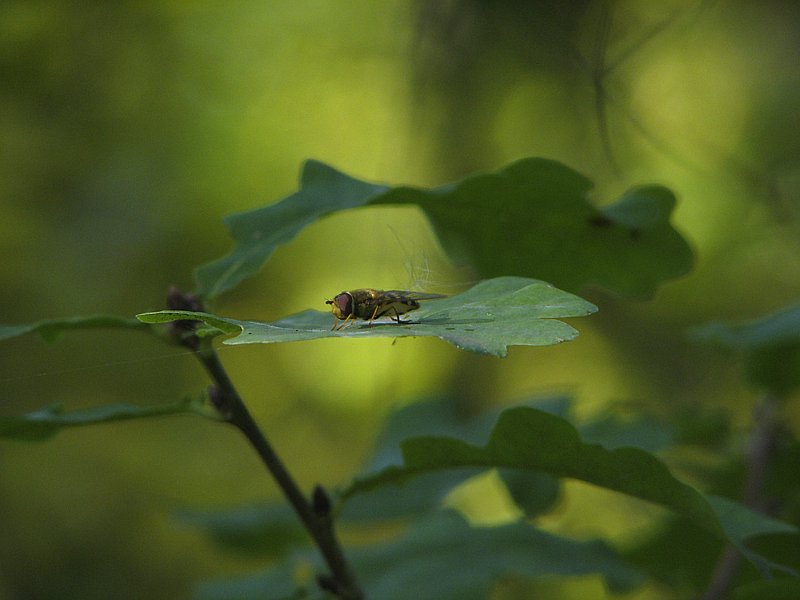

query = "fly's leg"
[390, 306, 411, 325]
[366, 305, 381, 326]
[333, 313, 354, 331]
[367, 305, 412, 327]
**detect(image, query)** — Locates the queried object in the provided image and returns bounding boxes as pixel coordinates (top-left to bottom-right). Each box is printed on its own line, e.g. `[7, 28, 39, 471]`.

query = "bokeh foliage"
[2, 1, 800, 599]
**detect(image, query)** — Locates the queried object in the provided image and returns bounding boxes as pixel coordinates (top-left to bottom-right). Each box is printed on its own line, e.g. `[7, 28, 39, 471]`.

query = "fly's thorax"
[349, 289, 381, 320]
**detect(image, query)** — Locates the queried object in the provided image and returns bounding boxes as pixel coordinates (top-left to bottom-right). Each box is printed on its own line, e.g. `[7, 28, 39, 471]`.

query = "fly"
[325, 289, 446, 331]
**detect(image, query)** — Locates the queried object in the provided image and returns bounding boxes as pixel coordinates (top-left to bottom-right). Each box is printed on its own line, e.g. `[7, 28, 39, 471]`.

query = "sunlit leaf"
[194, 158, 693, 301]
[139, 277, 597, 358]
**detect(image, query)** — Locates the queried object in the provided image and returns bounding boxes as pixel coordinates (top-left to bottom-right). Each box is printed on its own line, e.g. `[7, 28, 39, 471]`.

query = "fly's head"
[325, 292, 354, 321]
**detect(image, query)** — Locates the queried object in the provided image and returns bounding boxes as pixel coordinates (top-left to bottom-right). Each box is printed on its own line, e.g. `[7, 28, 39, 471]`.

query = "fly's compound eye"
[335, 293, 353, 317]
[327, 292, 353, 319]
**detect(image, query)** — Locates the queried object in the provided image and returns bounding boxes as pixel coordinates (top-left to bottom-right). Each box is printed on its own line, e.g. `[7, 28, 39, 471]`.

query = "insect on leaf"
[139, 277, 598, 358]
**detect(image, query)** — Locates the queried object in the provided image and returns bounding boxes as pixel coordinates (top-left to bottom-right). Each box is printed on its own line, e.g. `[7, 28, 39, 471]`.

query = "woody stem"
[197, 344, 364, 600]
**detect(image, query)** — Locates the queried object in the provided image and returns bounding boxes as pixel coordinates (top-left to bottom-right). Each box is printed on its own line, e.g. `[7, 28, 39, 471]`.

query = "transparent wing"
[381, 290, 448, 301]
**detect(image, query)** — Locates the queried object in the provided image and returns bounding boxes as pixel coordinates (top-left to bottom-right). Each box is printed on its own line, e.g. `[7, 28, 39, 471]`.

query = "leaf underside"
[194, 158, 693, 301]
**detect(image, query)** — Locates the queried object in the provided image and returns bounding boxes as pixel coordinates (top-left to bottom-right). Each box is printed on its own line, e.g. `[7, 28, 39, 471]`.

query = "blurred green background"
[2, 1, 800, 598]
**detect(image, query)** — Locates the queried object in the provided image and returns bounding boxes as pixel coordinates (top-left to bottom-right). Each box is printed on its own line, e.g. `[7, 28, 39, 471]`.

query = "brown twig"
[698, 394, 779, 600]
[167, 288, 363, 599]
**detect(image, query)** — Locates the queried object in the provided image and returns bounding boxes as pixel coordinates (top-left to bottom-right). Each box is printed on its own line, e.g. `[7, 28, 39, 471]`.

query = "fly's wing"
[348, 290, 448, 321]
[366, 290, 448, 320]
[381, 291, 448, 301]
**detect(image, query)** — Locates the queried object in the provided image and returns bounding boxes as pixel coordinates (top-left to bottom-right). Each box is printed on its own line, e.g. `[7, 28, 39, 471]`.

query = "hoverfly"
[325, 289, 447, 331]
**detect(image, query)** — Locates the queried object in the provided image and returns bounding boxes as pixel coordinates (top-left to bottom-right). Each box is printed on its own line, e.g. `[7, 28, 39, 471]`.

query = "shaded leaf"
[340, 396, 565, 522]
[194, 160, 389, 300]
[341, 406, 798, 573]
[691, 303, 800, 393]
[705, 496, 800, 577]
[579, 411, 673, 452]
[691, 304, 800, 350]
[0, 315, 151, 343]
[498, 468, 561, 519]
[195, 561, 317, 600]
[176, 503, 303, 558]
[748, 533, 800, 581]
[621, 514, 722, 592]
[343, 396, 673, 522]
[375, 163, 692, 299]
[195, 511, 642, 600]
[351, 511, 643, 599]
[139, 277, 597, 358]
[732, 579, 800, 600]
[339, 396, 544, 523]
[0, 398, 210, 442]
[706, 495, 797, 545]
[194, 158, 693, 301]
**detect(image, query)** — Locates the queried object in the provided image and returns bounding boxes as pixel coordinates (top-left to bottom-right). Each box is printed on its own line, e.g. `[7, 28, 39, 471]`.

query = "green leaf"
[196, 511, 642, 600]
[342, 397, 676, 522]
[705, 495, 799, 577]
[578, 411, 673, 452]
[0, 315, 151, 343]
[691, 303, 800, 393]
[175, 503, 304, 557]
[375, 163, 692, 299]
[627, 497, 796, 585]
[139, 277, 597, 357]
[733, 579, 800, 600]
[194, 160, 389, 300]
[691, 303, 800, 349]
[339, 396, 564, 522]
[195, 564, 315, 600]
[340, 406, 798, 573]
[0, 398, 209, 441]
[350, 511, 643, 599]
[340, 397, 518, 522]
[621, 514, 722, 591]
[194, 158, 693, 301]
[498, 468, 561, 519]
